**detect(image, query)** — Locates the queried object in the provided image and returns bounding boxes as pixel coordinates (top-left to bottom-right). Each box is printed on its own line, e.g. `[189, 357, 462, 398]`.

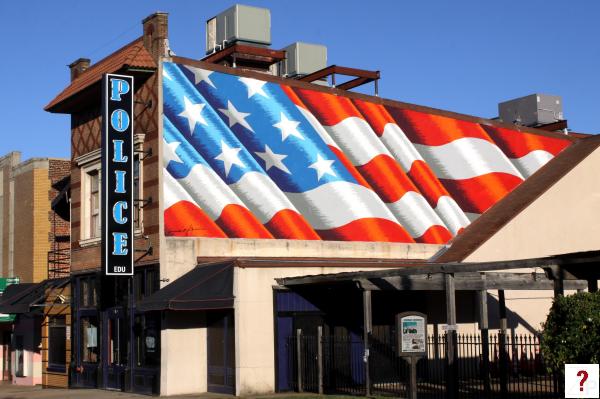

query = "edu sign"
[102, 74, 134, 276]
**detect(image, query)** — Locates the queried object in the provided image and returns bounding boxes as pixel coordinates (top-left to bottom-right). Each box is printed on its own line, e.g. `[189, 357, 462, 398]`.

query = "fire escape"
[48, 176, 71, 279]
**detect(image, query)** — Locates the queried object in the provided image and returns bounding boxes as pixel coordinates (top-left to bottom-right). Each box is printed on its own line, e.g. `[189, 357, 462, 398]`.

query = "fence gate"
[284, 330, 561, 398]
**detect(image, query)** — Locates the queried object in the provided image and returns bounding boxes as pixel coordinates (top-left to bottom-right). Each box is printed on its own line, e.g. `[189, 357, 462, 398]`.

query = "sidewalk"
[0, 385, 228, 399]
[0, 384, 337, 399]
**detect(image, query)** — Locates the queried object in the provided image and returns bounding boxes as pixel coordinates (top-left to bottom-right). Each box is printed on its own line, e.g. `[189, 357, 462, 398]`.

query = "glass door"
[104, 307, 128, 390]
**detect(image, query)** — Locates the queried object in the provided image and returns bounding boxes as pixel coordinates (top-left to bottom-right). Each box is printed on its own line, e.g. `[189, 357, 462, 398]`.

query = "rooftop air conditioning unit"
[206, 4, 271, 54]
[282, 42, 327, 78]
[498, 94, 564, 127]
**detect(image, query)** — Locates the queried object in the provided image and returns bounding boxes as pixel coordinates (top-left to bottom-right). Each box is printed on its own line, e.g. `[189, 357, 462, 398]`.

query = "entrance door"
[207, 310, 235, 394]
[2, 331, 11, 380]
[104, 307, 128, 390]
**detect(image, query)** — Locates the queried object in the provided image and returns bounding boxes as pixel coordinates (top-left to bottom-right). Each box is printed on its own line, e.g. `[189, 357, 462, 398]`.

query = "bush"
[541, 291, 600, 372]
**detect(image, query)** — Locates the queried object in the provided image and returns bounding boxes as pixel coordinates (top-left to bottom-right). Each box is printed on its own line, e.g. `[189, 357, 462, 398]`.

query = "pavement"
[0, 384, 324, 399]
[0, 384, 230, 399]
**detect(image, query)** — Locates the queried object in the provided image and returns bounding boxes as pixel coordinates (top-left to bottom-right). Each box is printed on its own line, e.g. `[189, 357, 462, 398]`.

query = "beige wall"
[465, 146, 600, 262]
[160, 312, 207, 396]
[160, 237, 442, 396]
[458, 145, 600, 334]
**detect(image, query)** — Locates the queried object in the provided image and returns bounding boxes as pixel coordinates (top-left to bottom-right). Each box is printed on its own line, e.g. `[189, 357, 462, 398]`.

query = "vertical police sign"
[102, 74, 134, 276]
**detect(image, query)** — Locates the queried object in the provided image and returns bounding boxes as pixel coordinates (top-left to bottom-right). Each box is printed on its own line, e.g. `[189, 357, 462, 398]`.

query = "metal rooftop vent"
[206, 4, 271, 54]
[499, 94, 564, 127]
[282, 42, 327, 78]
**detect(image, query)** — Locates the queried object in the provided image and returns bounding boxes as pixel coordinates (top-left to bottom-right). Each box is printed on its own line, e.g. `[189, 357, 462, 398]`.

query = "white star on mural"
[178, 96, 207, 134]
[215, 141, 245, 177]
[239, 77, 268, 98]
[163, 140, 184, 166]
[255, 145, 290, 174]
[218, 101, 254, 132]
[273, 113, 303, 141]
[184, 65, 216, 88]
[309, 154, 336, 181]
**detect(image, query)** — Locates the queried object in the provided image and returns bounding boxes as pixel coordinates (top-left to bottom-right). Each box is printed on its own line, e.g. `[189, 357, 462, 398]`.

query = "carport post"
[445, 273, 458, 399]
[478, 275, 491, 399]
[498, 290, 508, 399]
[588, 279, 598, 293]
[318, 325, 324, 394]
[296, 328, 303, 392]
[363, 289, 372, 397]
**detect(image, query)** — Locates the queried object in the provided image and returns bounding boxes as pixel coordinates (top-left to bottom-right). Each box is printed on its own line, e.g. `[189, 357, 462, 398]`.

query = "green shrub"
[541, 291, 600, 372]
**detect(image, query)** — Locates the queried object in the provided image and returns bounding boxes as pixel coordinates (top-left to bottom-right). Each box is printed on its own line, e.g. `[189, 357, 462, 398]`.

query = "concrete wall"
[160, 312, 207, 396]
[160, 237, 442, 396]
[459, 145, 600, 334]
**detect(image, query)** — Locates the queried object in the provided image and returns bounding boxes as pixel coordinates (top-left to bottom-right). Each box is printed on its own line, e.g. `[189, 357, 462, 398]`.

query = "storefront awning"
[0, 278, 69, 314]
[137, 261, 234, 311]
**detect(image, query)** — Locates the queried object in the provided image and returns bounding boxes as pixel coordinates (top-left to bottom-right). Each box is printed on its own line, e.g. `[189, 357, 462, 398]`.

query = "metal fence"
[286, 331, 560, 398]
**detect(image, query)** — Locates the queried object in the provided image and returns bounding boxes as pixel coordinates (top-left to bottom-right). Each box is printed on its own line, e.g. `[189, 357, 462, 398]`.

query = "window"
[15, 335, 24, 377]
[77, 153, 101, 242]
[133, 314, 160, 367]
[133, 154, 141, 231]
[134, 266, 159, 302]
[81, 316, 99, 363]
[78, 276, 98, 308]
[48, 316, 66, 371]
[89, 170, 100, 239]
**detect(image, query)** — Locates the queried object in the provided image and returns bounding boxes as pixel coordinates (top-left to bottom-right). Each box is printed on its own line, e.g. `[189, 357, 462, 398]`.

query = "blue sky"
[0, 1, 598, 160]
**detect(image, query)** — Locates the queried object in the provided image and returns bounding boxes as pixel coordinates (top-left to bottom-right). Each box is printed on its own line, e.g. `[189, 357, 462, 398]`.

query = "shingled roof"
[45, 37, 155, 113]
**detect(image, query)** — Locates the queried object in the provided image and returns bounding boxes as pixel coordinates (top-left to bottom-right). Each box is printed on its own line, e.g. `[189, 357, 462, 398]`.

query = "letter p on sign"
[565, 364, 599, 398]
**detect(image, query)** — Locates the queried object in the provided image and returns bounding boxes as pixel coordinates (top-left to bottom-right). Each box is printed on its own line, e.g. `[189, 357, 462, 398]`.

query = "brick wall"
[12, 167, 35, 282]
[0, 157, 70, 283]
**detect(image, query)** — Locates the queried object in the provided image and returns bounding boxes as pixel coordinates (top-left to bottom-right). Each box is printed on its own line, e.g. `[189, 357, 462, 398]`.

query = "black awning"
[0, 278, 69, 314]
[137, 261, 234, 312]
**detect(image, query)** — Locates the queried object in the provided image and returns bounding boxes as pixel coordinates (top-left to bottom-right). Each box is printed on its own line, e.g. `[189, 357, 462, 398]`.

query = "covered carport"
[275, 250, 598, 398]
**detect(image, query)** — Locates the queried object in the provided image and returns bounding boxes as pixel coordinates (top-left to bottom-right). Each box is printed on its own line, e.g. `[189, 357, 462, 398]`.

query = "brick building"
[0, 152, 70, 386]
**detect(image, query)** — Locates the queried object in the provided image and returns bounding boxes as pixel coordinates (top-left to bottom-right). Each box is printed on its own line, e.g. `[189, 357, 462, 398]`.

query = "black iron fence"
[287, 331, 560, 398]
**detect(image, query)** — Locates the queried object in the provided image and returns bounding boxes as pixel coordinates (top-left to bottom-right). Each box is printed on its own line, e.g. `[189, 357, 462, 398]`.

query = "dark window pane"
[48, 316, 66, 368]
[81, 317, 99, 363]
[15, 336, 24, 377]
[133, 313, 159, 368]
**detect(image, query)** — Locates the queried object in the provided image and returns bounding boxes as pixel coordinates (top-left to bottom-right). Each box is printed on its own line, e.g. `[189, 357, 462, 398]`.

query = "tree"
[541, 291, 600, 372]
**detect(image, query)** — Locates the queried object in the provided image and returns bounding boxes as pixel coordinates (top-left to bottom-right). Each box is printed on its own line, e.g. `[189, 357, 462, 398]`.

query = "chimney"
[142, 12, 169, 61]
[69, 58, 90, 81]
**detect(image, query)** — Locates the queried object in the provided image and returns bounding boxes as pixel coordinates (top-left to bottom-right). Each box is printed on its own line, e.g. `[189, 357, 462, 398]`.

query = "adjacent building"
[0, 152, 70, 386]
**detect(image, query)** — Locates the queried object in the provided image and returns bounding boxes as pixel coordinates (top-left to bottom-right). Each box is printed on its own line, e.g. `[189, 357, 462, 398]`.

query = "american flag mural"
[162, 62, 572, 243]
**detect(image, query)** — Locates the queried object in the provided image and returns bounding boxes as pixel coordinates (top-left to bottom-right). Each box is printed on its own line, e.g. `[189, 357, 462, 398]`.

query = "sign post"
[396, 311, 427, 399]
[102, 73, 134, 276]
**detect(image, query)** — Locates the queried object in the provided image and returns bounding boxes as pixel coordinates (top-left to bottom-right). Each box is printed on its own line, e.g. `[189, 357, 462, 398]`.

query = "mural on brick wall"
[161, 61, 572, 243]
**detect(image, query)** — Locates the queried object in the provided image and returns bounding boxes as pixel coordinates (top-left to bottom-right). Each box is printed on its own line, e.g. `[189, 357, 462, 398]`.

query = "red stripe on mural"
[216, 204, 274, 239]
[264, 209, 321, 240]
[352, 99, 394, 136]
[407, 160, 453, 207]
[293, 88, 364, 126]
[356, 154, 417, 203]
[328, 146, 373, 189]
[389, 108, 494, 146]
[440, 173, 523, 214]
[481, 125, 571, 158]
[317, 218, 416, 243]
[415, 225, 453, 244]
[164, 201, 227, 238]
